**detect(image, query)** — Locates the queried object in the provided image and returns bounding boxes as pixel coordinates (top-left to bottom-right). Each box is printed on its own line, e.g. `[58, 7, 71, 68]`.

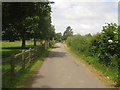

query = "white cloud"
[51, 0, 118, 35]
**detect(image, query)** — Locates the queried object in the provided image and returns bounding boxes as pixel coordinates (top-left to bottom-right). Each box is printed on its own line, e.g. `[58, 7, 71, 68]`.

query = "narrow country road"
[23, 43, 106, 88]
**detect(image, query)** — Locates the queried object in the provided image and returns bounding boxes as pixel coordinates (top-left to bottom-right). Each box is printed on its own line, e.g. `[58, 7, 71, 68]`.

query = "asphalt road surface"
[24, 43, 106, 88]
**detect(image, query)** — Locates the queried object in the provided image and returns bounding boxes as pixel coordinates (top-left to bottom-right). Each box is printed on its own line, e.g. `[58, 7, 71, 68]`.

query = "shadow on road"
[23, 74, 45, 88]
[48, 51, 67, 58]
[52, 46, 60, 49]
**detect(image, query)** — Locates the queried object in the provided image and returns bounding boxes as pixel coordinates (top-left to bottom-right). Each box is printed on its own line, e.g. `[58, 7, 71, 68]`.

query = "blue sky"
[51, 0, 118, 35]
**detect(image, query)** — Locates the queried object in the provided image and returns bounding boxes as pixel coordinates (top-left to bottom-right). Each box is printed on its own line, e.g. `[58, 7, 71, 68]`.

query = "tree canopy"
[2, 2, 55, 47]
[63, 26, 73, 40]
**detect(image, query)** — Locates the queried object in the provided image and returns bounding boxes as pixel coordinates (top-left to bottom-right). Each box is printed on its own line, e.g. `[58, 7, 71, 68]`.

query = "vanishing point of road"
[23, 43, 106, 88]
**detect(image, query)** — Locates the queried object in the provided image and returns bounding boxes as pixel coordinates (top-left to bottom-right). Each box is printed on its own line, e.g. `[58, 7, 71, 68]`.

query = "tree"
[2, 2, 36, 47]
[47, 25, 55, 40]
[2, 2, 54, 47]
[63, 26, 73, 40]
[55, 33, 63, 42]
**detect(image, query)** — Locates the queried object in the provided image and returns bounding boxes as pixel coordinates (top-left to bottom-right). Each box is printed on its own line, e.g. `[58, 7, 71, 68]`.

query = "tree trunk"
[22, 36, 25, 48]
[9, 39, 15, 42]
[34, 37, 36, 46]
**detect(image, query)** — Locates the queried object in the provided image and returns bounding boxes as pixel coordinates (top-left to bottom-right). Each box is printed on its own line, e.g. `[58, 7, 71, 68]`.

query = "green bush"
[66, 23, 119, 86]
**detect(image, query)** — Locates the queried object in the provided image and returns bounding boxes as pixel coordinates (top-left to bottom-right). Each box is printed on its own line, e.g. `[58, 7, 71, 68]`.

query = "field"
[1, 41, 40, 58]
[1, 40, 41, 72]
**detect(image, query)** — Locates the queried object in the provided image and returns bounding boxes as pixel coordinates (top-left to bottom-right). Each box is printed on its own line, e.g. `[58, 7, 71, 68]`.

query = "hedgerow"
[66, 23, 119, 86]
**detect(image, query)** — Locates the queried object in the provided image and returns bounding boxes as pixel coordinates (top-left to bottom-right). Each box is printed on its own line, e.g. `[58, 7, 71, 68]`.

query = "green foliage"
[66, 23, 119, 86]
[55, 33, 63, 42]
[92, 23, 118, 66]
[2, 2, 55, 47]
[63, 26, 73, 40]
[66, 34, 93, 55]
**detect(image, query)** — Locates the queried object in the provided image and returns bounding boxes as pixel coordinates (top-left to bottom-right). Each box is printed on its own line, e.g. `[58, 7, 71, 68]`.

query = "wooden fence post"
[10, 54, 15, 82]
[36, 46, 39, 57]
[44, 42, 46, 49]
[29, 48, 31, 64]
[46, 42, 48, 48]
[32, 49, 34, 62]
[37, 46, 39, 57]
[43, 42, 45, 50]
[22, 50, 25, 70]
[45, 41, 47, 49]
[48, 41, 50, 48]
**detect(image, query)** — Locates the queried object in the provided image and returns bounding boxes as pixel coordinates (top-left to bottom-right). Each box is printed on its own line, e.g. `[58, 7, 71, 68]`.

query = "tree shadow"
[52, 46, 60, 49]
[2, 46, 35, 58]
[21, 71, 45, 88]
[48, 51, 67, 58]
[2, 49, 21, 58]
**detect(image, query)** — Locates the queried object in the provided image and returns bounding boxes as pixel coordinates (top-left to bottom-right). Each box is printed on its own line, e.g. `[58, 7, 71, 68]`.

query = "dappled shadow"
[48, 51, 67, 58]
[52, 45, 60, 49]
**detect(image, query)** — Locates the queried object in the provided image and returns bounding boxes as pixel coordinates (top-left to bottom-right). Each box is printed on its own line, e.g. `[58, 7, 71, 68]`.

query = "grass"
[64, 43, 118, 87]
[1, 41, 41, 73]
[1, 41, 40, 58]
[3, 47, 50, 88]
[78, 52, 118, 84]
[1, 41, 53, 88]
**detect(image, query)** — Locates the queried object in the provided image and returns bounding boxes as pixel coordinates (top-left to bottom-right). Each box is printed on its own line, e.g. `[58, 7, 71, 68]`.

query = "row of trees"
[2, 2, 55, 47]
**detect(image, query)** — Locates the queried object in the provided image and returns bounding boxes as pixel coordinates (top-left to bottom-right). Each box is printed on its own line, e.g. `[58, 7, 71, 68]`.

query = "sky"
[50, 0, 118, 35]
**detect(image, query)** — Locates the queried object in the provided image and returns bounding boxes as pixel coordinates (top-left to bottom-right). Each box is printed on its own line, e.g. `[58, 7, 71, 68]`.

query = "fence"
[2, 41, 54, 87]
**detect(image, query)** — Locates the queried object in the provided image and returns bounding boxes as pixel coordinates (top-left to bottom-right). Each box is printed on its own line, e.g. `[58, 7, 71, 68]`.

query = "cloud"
[51, 0, 118, 35]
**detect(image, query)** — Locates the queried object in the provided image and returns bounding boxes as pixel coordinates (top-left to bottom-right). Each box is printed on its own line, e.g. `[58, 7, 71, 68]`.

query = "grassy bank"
[3, 47, 50, 88]
[64, 43, 117, 87]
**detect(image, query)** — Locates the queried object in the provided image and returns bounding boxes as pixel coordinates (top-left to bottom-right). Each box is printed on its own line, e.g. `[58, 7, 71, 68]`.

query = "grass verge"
[3, 48, 51, 88]
[63, 43, 117, 88]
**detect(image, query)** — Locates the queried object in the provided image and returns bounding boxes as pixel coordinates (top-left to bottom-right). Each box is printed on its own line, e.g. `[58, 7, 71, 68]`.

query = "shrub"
[66, 23, 119, 85]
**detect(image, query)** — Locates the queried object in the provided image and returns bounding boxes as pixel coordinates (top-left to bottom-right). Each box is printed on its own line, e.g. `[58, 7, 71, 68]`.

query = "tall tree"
[63, 26, 73, 40]
[2, 2, 36, 47]
[2, 2, 54, 47]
